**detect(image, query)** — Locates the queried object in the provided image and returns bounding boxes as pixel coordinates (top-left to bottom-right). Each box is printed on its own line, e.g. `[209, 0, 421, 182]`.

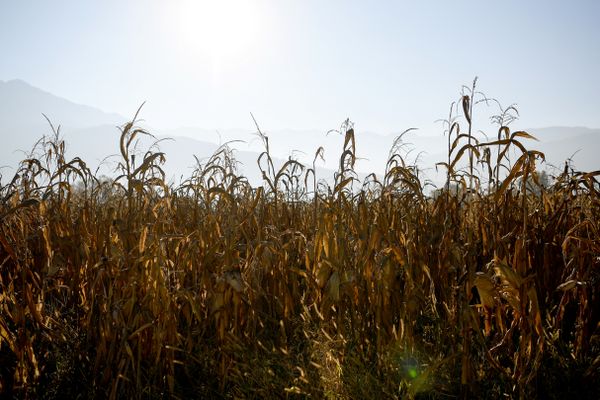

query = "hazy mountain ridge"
[0, 79, 126, 128]
[526, 127, 599, 173]
[1, 79, 598, 187]
[0, 80, 343, 185]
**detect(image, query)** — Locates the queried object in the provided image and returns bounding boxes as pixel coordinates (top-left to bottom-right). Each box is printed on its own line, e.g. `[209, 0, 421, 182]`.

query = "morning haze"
[2, 1, 600, 184]
[2, 1, 599, 127]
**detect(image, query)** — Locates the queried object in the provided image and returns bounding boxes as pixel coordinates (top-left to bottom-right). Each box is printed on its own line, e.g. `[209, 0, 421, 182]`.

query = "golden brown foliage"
[1, 88, 599, 399]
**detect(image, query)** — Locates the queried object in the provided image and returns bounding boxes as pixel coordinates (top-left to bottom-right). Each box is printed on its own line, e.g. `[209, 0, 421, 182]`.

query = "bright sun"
[177, 0, 261, 60]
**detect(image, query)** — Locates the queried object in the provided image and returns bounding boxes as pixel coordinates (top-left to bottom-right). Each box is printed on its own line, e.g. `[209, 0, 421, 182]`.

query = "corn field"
[1, 84, 599, 399]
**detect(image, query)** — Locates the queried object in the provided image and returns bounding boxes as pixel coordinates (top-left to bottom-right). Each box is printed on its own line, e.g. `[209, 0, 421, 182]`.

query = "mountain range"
[1, 79, 598, 188]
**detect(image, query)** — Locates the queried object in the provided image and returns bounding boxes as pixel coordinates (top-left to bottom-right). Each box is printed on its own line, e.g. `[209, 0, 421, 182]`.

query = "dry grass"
[1, 83, 599, 399]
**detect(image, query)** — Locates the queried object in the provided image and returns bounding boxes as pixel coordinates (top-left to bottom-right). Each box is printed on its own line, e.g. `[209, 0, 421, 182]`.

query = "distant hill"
[0, 79, 126, 173]
[526, 127, 600, 173]
[0, 79, 126, 129]
[1, 79, 598, 187]
[0, 79, 339, 185]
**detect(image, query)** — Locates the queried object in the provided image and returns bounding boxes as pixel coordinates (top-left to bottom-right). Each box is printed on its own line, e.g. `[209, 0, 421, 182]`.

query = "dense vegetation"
[1, 82, 599, 399]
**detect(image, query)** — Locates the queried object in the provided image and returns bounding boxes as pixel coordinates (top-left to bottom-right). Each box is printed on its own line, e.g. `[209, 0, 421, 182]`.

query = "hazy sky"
[1, 0, 599, 134]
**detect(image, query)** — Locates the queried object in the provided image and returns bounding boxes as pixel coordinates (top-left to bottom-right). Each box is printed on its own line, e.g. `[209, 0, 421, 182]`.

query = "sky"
[1, 0, 600, 135]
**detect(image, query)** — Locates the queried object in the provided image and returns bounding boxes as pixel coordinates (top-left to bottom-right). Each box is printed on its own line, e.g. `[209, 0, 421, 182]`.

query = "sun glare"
[177, 0, 261, 60]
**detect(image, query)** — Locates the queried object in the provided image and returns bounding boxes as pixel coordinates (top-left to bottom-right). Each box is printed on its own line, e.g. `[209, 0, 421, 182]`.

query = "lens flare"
[402, 357, 420, 379]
